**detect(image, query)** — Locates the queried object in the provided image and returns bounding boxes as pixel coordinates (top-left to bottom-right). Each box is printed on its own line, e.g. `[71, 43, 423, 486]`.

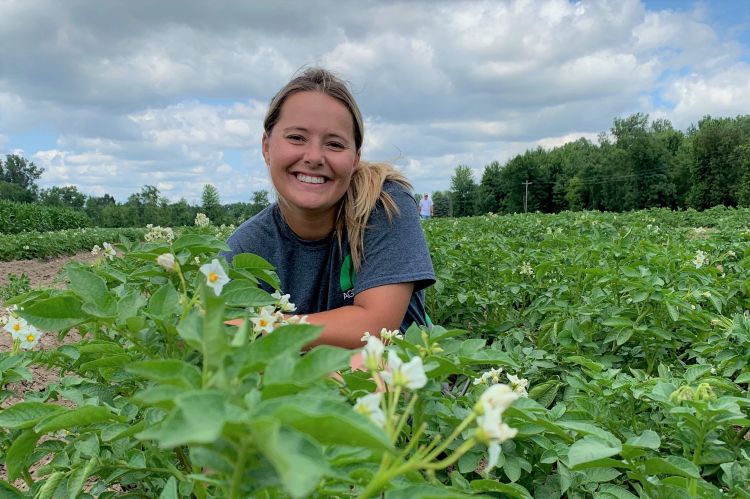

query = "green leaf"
[79, 354, 132, 371]
[384, 484, 478, 498]
[642, 456, 700, 478]
[470, 479, 532, 499]
[159, 477, 178, 499]
[66, 267, 116, 316]
[292, 346, 353, 381]
[568, 436, 622, 468]
[0, 402, 66, 429]
[666, 302, 680, 321]
[232, 253, 276, 271]
[36, 471, 65, 499]
[6, 429, 38, 481]
[67, 457, 97, 499]
[735, 372, 750, 384]
[172, 234, 229, 255]
[528, 380, 561, 408]
[0, 480, 24, 498]
[251, 419, 329, 499]
[147, 282, 180, 318]
[624, 430, 660, 450]
[137, 390, 231, 448]
[684, 364, 713, 383]
[602, 317, 633, 328]
[18, 294, 86, 331]
[566, 356, 604, 373]
[126, 359, 202, 389]
[239, 324, 323, 374]
[257, 395, 392, 451]
[222, 280, 276, 308]
[34, 406, 113, 433]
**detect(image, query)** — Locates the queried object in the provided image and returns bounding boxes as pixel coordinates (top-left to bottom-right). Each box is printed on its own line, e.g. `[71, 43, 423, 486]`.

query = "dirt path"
[0, 251, 98, 289]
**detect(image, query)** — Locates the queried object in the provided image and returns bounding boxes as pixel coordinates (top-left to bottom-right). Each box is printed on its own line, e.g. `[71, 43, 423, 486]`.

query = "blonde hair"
[336, 161, 412, 270]
[264, 68, 413, 269]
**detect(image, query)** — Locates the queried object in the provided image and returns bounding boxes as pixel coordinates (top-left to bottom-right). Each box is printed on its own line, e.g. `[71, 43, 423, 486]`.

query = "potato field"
[1, 208, 749, 498]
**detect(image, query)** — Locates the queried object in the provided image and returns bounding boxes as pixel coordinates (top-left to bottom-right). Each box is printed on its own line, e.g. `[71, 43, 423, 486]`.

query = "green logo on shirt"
[340, 254, 356, 296]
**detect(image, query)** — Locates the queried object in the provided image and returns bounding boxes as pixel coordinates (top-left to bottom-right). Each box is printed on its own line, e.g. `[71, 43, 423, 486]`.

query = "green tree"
[40, 185, 86, 209]
[0, 154, 44, 201]
[432, 190, 452, 217]
[249, 190, 270, 216]
[476, 161, 504, 214]
[202, 184, 222, 222]
[450, 165, 478, 217]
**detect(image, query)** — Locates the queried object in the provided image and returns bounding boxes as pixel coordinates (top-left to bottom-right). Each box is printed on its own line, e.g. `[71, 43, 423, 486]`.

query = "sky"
[1, 0, 748, 204]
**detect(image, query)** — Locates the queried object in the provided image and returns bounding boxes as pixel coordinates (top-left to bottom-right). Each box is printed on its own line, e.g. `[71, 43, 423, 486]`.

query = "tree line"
[0, 155, 270, 227]
[435, 113, 750, 217]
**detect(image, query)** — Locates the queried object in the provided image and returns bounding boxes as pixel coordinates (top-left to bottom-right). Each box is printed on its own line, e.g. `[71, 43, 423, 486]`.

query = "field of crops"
[1, 208, 749, 498]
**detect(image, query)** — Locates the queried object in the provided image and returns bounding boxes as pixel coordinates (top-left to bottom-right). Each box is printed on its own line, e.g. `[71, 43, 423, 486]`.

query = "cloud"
[0, 0, 747, 202]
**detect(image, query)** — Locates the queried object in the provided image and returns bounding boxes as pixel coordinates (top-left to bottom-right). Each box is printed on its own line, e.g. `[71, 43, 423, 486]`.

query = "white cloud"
[0, 0, 747, 202]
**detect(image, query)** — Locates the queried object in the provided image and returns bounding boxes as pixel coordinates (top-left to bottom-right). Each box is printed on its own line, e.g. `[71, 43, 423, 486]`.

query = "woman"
[224, 68, 434, 349]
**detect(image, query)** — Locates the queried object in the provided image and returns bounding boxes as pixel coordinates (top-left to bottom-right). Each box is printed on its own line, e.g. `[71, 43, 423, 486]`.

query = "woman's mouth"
[295, 173, 327, 184]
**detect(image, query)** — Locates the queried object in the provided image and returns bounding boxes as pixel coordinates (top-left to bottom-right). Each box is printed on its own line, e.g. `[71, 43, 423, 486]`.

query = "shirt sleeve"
[354, 183, 436, 295]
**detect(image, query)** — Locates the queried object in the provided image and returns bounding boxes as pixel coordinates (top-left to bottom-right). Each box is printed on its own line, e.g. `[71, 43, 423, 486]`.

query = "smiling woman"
[223, 68, 435, 349]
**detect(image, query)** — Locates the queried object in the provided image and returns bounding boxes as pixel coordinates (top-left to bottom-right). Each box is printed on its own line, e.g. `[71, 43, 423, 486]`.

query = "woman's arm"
[304, 282, 414, 349]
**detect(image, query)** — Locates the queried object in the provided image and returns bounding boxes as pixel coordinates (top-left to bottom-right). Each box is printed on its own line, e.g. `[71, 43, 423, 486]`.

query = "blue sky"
[1, 0, 748, 203]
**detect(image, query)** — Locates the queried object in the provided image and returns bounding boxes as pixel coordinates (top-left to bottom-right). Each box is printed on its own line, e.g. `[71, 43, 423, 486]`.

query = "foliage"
[432, 190, 452, 217]
[0, 154, 44, 202]
[0, 228, 145, 261]
[450, 165, 479, 217]
[0, 200, 91, 234]
[201, 184, 222, 222]
[39, 186, 86, 210]
[1, 209, 749, 497]
[0, 273, 31, 302]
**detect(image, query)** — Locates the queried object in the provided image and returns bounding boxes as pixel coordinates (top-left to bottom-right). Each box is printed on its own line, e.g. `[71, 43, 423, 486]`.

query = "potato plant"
[0, 207, 748, 498]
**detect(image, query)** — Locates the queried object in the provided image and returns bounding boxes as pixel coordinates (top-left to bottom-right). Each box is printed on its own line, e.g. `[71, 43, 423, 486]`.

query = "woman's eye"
[287, 135, 305, 142]
[328, 141, 345, 150]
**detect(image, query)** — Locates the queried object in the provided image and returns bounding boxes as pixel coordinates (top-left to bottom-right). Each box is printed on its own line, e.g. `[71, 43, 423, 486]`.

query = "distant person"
[419, 193, 433, 220]
[223, 68, 435, 349]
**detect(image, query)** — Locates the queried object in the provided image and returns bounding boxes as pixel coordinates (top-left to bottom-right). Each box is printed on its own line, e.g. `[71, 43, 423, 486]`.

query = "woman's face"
[263, 91, 360, 225]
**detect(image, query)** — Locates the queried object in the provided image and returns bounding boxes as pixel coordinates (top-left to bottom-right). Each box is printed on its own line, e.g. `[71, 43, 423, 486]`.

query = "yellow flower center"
[26, 334, 35, 342]
[13, 324, 21, 332]
[259, 319, 268, 327]
[208, 272, 219, 283]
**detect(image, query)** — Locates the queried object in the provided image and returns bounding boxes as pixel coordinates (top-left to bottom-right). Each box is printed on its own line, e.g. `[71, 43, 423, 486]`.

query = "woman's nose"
[303, 141, 324, 166]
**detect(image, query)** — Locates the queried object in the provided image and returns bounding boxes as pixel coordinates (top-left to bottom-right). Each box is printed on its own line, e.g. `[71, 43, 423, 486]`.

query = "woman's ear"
[353, 149, 362, 170]
[261, 132, 270, 166]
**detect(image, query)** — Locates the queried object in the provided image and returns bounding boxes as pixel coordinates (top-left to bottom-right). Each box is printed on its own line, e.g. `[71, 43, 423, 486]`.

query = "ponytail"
[335, 161, 412, 271]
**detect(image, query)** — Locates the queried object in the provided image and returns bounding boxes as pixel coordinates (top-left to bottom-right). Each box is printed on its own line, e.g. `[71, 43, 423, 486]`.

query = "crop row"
[0, 200, 90, 234]
[0, 228, 146, 261]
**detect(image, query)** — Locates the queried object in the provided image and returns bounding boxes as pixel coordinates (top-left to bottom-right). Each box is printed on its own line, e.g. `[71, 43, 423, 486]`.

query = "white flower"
[156, 253, 177, 272]
[360, 331, 371, 342]
[285, 315, 309, 325]
[692, 250, 707, 269]
[90, 244, 101, 255]
[251, 305, 278, 334]
[362, 335, 385, 370]
[194, 213, 210, 227]
[381, 350, 427, 389]
[22, 245, 29, 250]
[19, 326, 43, 350]
[102, 242, 116, 261]
[354, 392, 386, 427]
[379, 328, 404, 342]
[473, 367, 503, 386]
[271, 290, 297, 312]
[144, 225, 175, 243]
[506, 374, 529, 397]
[477, 414, 518, 470]
[519, 261, 535, 277]
[199, 259, 230, 295]
[477, 383, 520, 416]
[193, 256, 201, 265]
[4, 315, 29, 341]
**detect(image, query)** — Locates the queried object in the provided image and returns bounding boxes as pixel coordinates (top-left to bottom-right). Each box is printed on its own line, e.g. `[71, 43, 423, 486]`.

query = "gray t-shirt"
[224, 181, 435, 331]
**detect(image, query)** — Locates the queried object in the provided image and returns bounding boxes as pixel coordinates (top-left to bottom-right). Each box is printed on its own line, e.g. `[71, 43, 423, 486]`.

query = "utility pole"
[521, 180, 532, 212]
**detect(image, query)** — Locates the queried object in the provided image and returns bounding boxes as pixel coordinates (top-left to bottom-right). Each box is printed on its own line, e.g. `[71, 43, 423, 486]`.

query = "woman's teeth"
[296, 173, 326, 184]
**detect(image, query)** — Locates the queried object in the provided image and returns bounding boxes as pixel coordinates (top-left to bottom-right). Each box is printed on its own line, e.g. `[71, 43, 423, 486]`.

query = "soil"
[1, 252, 96, 487]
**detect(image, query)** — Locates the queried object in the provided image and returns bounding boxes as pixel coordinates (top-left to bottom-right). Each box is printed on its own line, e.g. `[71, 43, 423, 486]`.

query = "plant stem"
[424, 411, 477, 462]
[229, 441, 249, 499]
